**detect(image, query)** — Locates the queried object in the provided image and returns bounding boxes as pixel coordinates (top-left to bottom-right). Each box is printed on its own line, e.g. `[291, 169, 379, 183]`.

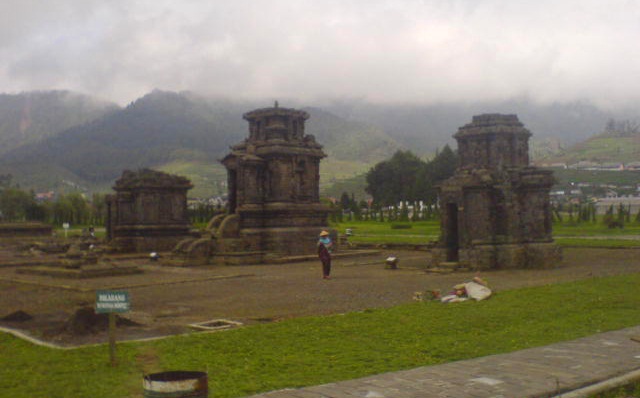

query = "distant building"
[601, 162, 624, 171]
[35, 191, 55, 202]
[595, 197, 640, 215]
[605, 190, 618, 198]
[570, 161, 599, 170]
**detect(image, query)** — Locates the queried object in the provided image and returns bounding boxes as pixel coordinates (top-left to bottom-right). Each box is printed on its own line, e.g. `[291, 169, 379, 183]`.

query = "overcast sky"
[1, 0, 639, 108]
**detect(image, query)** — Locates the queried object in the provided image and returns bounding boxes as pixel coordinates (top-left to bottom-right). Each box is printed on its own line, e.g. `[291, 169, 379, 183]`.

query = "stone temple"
[106, 169, 193, 252]
[430, 114, 562, 270]
[173, 103, 332, 265]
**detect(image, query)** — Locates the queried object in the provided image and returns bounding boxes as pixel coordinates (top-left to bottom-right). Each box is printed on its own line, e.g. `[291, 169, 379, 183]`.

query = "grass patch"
[555, 238, 640, 248]
[53, 226, 106, 239]
[390, 223, 412, 229]
[553, 222, 640, 237]
[5, 274, 640, 397]
[333, 220, 440, 244]
[593, 381, 640, 397]
[332, 219, 640, 246]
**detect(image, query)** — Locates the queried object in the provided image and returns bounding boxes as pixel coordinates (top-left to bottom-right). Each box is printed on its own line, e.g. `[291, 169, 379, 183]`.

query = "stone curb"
[552, 368, 640, 398]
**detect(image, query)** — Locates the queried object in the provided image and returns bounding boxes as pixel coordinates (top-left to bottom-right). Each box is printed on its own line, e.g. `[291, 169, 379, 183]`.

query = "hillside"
[0, 91, 401, 196]
[323, 99, 613, 154]
[1, 90, 636, 198]
[0, 91, 118, 155]
[0, 91, 245, 193]
[539, 121, 640, 165]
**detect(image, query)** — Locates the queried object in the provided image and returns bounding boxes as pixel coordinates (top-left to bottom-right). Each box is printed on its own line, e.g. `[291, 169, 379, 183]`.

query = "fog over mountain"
[2, 1, 640, 194]
[2, 1, 640, 110]
[0, 88, 628, 197]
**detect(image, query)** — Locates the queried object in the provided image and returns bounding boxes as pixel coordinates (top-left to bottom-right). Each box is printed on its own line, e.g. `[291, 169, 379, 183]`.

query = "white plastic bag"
[464, 281, 492, 301]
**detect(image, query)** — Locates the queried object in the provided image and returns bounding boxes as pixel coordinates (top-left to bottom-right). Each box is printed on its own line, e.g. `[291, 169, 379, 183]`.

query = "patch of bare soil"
[1, 246, 639, 347]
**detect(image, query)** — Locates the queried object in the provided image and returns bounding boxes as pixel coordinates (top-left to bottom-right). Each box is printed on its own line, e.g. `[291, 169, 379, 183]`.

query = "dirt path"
[1, 247, 639, 347]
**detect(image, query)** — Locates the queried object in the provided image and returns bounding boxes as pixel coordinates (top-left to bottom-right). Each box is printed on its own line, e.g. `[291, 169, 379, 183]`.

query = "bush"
[390, 223, 412, 230]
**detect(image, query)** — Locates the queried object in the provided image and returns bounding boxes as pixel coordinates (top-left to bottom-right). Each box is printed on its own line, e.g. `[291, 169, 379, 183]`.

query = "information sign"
[95, 290, 131, 367]
[96, 290, 130, 313]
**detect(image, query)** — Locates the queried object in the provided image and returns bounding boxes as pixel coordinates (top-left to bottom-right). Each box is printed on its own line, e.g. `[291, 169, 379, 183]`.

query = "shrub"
[390, 223, 412, 230]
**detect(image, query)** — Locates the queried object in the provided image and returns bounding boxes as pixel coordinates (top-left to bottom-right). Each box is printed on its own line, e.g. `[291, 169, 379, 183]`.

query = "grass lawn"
[53, 226, 106, 239]
[596, 383, 640, 398]
[553, 222, 640, 237]
[4, 274, 640, 397]
[555, 237, 640, 248]
[331, 219, 640, 248]
[332, 220, 440, 244]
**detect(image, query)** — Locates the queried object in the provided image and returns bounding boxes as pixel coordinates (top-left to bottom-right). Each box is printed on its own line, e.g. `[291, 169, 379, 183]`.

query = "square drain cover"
[188, 319, 242, 331]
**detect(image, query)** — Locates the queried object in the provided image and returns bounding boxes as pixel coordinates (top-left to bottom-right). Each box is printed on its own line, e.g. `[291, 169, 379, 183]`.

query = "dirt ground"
[1, 241, 640, 347]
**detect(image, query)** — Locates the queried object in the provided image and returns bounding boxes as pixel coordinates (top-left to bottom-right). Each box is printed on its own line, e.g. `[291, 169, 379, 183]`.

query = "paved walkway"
[247, 326, 640, 398]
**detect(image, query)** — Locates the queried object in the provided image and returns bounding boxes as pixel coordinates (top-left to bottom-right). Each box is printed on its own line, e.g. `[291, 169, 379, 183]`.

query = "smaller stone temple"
[173, 103, 332, 265]
[106, 169, 193, 252]
[430, 114, 561, 270]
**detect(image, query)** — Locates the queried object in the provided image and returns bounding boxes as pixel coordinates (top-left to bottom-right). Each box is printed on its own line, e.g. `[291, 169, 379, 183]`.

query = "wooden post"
[108, 312, 116, 367]
[96, 289, 129, 367]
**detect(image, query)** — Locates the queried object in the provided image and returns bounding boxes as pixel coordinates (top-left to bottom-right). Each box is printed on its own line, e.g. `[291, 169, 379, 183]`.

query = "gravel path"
[1, 247, 639, 346]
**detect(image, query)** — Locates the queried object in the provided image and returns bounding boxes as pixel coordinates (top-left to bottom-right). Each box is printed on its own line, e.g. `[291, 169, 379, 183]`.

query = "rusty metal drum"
[143, 371, 208, 398]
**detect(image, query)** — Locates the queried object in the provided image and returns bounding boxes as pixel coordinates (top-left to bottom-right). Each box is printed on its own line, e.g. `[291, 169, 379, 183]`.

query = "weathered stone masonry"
[106, 169, 193, 252]
[431, 114, 561, 269]
[219, 104, 331, 256]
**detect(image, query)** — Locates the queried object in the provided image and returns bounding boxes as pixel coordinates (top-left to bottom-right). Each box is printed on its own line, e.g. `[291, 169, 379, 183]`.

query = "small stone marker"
[96, 290, 130, 366]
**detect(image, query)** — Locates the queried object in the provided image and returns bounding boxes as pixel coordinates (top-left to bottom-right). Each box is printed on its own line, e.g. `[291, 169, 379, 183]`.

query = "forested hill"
[0, 91, 245, 190]
[0, 91, 118, 155]
[304, 107, 400, 164]
[0, 89, 633, 196]
[322, 99, 614, 154]
[539, 119, 640, 164]
[0, 90, 402, 194]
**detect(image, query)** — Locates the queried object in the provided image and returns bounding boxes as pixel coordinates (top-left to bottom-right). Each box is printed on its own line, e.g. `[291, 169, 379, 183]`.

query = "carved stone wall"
[433, 114, 561, 269]
[107, 169, 193, 252]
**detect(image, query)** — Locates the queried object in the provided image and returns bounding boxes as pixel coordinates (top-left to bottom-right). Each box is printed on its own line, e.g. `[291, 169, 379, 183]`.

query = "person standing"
[318, 230, 333, 279]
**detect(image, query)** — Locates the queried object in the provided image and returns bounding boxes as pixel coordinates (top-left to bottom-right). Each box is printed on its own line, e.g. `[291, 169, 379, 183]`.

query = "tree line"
[0, 176, 108, 226]
[364, 146, 457, 206]
[0, 174, 223, 227]
[329, 146, 457, 222]
[0, 188, 107, 226]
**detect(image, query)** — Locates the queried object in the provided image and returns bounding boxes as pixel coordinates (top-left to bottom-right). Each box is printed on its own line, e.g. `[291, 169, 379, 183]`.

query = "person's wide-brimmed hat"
[319, 230, 330, 236]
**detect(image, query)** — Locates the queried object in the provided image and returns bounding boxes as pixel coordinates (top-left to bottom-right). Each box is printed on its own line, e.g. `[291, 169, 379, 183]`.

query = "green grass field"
[4, 218, 638, 397]
[4, 274, 640, 397]
[333, 220, 440, 244]
[331, 218, 640, 248]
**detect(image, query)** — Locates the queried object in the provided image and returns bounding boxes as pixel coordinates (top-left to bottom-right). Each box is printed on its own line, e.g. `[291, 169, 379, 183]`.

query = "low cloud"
[1, 0, 639, 108]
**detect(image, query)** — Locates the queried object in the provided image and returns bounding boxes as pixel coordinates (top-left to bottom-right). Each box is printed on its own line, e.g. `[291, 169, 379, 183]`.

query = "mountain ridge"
[0, 90, 401, 196]
[0, 89, 635, 197]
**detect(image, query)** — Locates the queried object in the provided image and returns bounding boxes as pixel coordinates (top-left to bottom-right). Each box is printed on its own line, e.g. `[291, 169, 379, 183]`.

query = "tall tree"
[365, 147, 457, 206]
[0, 188, 34, 221]
[365, 150, 426, 206]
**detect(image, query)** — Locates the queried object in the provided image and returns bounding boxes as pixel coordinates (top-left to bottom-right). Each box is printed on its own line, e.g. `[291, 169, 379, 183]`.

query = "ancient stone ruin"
[174, 103, 332, 265]
[431, 114, 561, 270]
[0, 222, 52, 238]
[106, 169, 193, 252]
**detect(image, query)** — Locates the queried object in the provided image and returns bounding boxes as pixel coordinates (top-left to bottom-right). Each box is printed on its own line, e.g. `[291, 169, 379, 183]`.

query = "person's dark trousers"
[322, 259, 331, 278]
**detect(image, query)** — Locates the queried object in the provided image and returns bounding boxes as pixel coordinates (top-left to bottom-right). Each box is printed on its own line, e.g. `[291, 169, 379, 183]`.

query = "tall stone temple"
[172, 103, 332, 265]
[220, 103, 331, 255]
[431, 114, 561, 270]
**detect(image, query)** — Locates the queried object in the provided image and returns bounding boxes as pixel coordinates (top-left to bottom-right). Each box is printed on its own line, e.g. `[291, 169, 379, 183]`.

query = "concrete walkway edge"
[552, 368, 640, 397]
